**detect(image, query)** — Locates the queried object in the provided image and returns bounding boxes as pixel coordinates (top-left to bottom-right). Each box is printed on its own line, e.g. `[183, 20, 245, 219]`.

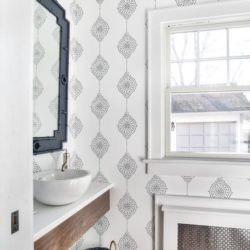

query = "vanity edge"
[34, 182, 114, 241]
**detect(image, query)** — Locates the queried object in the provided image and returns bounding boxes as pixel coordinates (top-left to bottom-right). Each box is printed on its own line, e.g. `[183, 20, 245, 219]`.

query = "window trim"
[146, 0, 250, 177]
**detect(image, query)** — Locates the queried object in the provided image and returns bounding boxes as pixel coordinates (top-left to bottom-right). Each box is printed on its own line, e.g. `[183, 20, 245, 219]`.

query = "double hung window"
[147, 0, 250, 177]
[167, 24, 250, 156]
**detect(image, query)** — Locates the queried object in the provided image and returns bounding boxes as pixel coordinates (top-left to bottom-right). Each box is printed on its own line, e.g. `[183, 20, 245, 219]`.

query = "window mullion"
[165, 31, 172, 154]
[171, 55, 250, 64]
[169, 85, 250, 94]
[196, 31, 200, 87]
[226, 27, 230, 86]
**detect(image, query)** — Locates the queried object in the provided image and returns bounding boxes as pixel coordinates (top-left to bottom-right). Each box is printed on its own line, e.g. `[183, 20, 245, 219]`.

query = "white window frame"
[145, 0, 250, 177]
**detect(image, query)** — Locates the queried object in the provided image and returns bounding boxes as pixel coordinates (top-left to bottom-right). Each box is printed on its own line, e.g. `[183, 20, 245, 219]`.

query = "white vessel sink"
[33, 169, 91, 206]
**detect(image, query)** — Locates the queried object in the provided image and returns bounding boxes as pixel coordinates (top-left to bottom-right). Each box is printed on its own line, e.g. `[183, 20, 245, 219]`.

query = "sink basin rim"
[33, 169, 91, 182]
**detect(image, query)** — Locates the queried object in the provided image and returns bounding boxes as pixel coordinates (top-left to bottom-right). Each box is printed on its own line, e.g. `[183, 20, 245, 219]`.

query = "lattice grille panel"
[178, 224, 250, 250]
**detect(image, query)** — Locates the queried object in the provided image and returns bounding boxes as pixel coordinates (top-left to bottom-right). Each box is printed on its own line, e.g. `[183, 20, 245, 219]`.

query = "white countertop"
[33, 182, 114, 241]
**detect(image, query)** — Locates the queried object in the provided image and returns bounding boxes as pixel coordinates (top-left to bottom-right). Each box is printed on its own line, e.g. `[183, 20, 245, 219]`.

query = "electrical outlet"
[11, 211, 19, 234]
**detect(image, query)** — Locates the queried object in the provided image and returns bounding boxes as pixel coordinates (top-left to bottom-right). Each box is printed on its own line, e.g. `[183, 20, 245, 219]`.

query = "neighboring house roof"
[172, 93, 250, 113]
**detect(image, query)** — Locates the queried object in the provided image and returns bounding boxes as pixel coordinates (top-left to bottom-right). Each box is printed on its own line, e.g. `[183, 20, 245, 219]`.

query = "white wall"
[0, 1, 33, 249]
[65, 0, 250, 249]
[32, 0, 250, 249]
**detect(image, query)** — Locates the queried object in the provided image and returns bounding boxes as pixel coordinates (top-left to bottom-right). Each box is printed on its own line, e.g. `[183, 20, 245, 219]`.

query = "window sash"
[165, 19, 250, 35]
[166, 21, 250, 90]
[165, 22, 250, 155]
[147, 0, 250, 176]
[170, 55, 250, 64]
[165, 87, 250, 155]
[166, 86, 250, 94]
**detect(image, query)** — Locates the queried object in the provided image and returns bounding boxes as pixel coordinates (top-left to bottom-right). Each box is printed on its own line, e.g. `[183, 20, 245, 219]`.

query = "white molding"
[144, 158, 250, 178]
[147, 0, 250, 176]
[155, 195, 250, 250]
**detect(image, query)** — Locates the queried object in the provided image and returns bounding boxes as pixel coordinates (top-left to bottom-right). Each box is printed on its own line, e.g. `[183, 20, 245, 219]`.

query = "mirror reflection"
[33, 1, 60, 137]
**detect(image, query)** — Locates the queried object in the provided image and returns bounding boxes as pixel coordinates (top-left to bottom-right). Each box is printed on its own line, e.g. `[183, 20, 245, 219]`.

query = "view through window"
[169, 24, 250, 154]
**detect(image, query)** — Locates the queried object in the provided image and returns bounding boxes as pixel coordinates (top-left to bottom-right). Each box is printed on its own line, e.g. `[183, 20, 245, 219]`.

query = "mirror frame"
[33, 0, 70, 154]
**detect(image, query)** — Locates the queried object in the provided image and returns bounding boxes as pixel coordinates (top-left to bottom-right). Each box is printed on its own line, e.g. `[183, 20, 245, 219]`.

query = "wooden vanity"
[34, 183, 113, 250]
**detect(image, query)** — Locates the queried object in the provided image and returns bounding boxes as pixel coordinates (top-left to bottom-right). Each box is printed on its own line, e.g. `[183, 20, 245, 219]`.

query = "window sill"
[143, 158, 250, 178]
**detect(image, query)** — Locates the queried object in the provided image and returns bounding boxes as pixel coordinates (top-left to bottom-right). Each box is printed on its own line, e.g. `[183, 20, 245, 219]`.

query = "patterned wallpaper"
[33, 0, 250, 249]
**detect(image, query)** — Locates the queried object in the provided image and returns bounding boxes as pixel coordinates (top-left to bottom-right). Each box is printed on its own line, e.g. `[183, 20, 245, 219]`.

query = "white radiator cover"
[155, 195, 250, 250]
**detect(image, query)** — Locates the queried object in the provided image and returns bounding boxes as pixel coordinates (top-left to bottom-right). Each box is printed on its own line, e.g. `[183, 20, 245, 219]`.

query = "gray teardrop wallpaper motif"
[117, 72, 137, 99]
[70, 39, 83, 62]
[90, 0, 110, 246]
[32, 0, 250, 249]
[91, 55, 110, 81]
[91, 133, 109, 159]
[91, 93, 110, 120]
[116, 0, 138, 248]
[70, 76, 83, 100]
[91, 17, 109, 42]
[70, 1, 83, 25]
[70, 153, 84, 170]
[93, 216, 110, 236]
[69, 114, 83, 139]
[209, 178, 233, 199]
[118, 153, 137, 180]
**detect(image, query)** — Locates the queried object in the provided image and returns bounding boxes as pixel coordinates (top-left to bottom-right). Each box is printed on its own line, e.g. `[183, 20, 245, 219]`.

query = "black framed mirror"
[33, 0, 70, 154]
